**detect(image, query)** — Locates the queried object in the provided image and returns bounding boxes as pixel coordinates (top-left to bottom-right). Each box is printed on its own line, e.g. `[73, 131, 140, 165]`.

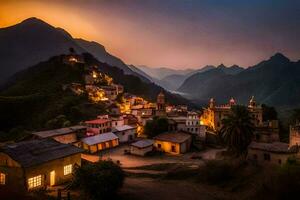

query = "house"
[112, 125, 136, 143]
[81, 132, 119, 153]
[0, 139, 83, 190]
[85, 118, 112, 135]
[31, 125, 86, 145]
[130, 139, 154, 156]
[100, 86, 118, 100]
[254, 120, 280, 143]
[153, 131, 192, 154]
[248, 142, 299, 165]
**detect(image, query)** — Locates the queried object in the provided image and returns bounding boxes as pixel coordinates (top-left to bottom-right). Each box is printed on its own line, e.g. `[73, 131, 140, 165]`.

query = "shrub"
[198, 160, 236, 184]
[73, 160, 124, 200]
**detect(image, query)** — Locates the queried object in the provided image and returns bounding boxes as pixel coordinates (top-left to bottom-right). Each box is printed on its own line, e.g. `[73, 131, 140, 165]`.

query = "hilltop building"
[0, 139, 83, 190]
[289, 124, 300, 147]
[201, 97, 263, 132]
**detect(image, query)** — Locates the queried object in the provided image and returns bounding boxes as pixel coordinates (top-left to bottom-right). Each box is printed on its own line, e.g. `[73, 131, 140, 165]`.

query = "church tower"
[156, 91, 166, 116]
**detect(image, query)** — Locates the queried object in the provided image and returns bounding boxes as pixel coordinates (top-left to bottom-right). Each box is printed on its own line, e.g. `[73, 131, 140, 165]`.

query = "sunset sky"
[1, 0, 300, 69]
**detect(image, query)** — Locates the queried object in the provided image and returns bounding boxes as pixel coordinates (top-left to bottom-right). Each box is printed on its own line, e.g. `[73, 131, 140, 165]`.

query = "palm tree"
[220, 105, 254, 156]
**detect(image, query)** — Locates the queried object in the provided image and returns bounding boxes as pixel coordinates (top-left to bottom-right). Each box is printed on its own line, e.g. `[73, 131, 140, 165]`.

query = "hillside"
[0, 17, 148, 84]
[0, 53, 192, 133]
[178, 53, 300, 108]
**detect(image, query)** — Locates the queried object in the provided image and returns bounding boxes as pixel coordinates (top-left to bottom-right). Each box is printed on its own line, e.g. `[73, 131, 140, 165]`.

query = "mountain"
[0, 53, 193, 133]
[217, 64, 244, 75]
[0, 17, 149, 84]
[136, 65, 195, 80]
[178, 53, 300, 108]
[134, 65, 215, 91]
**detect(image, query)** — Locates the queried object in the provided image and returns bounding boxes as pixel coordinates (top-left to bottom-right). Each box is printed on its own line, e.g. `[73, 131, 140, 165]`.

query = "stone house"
[248, 142, 299, 165]
[0, 139, 83, 190]
[130, 139, 154, 156]
[153, 131, 192, 154]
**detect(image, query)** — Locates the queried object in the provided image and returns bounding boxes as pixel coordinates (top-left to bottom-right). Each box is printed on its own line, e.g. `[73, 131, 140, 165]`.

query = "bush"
[198, 160, 236, 184]
[258, 160, 300, 199]
[73, 160, 124, 200]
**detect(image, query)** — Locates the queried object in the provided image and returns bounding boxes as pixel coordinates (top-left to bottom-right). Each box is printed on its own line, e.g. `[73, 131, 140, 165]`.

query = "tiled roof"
[85, 119, 111, 124]
[131, 139, 154, 148]
[32, 126, 86, 138]
[249, 142, 298, 153]
[154, 131, 191, 143]
[81, 132, 118, 145]
[1, 139, 84, 168]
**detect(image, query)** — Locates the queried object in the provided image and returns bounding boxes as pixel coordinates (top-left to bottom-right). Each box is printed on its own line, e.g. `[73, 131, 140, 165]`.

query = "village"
[1, 54, 300, 199]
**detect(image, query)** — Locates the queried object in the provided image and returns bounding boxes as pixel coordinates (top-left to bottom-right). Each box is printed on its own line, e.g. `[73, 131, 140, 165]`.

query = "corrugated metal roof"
[81, 132, 118, 145]
[131, 139, 154, 148]
[32, 126, 86, 138]
[1, 139, 84, 168]
[112, 125, 135, 132]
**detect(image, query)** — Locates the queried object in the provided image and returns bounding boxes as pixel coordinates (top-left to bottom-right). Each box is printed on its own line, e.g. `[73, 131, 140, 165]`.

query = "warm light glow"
[28, 175, 42, 189]
[0, 173, 5, 185]
[64, 164, 72, 175]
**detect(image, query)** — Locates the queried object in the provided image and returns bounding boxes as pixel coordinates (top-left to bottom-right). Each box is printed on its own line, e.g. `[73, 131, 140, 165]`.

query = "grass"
[126, 163, 176, 171]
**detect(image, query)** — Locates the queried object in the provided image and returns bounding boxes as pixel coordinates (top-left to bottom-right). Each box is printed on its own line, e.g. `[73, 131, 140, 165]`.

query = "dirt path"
[120, 177, 222, 200]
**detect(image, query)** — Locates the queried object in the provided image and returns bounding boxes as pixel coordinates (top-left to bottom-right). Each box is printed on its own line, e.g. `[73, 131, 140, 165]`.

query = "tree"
[144, 116, 169, 138]
[73, 160, 124, 200]
[261, 104, 278, 121]
[220, 105, 254, 156]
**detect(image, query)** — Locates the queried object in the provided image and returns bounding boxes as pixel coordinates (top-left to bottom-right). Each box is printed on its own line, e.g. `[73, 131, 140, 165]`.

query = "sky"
[1, 0, 300, 69]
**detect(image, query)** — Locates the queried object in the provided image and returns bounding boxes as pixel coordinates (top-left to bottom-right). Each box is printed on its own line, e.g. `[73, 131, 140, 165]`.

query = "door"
[50, 171, 55, 186]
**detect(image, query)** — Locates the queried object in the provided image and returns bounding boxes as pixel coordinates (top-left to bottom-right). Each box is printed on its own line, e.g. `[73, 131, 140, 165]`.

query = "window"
[64, 164, 72, 175]
[171, 145, 176, 153]
[28, 175, 42, 189]
[157, 144, 161, 148]
[264, 153, 271, 161]
[0, 173, 5, 185]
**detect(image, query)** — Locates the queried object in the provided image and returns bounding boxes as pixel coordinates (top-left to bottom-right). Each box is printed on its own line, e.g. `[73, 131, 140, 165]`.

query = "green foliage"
[73, 160, 124, 200]
[144, 117, 169, 138]
[45, 115, 71, 129]
[220, 105, 254, 156]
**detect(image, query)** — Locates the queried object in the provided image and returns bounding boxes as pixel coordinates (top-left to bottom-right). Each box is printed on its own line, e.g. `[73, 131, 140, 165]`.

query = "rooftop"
[32, 125, 86, 138]
[1, 139, 84, 168]
[112, 125, 135, 132]
[131, 139, 154, 148]
[154, 131, 191, 143]
[85, 119, 111, 124]
[81, 132, 118, 145]
[249, 142, 298, 153]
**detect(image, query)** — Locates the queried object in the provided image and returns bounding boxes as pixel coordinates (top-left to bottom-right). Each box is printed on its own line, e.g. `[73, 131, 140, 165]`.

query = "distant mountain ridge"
[0, 17, 149, 84]
[178, 53, 300, 108]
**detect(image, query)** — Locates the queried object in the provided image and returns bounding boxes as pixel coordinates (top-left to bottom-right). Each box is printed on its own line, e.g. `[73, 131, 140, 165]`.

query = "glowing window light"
[28, 175, 42, 189]
[64, 164, 72, 175]
[0, 173, 5, 185]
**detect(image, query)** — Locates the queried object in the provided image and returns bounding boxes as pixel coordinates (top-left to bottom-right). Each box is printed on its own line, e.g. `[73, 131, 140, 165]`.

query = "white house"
[112, 125, 136, 143]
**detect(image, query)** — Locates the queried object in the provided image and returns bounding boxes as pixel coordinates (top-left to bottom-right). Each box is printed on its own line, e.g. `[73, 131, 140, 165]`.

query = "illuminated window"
[28, 175, 42, 189]
[64, 164, 72, 175]
[0, 173, 5, 185]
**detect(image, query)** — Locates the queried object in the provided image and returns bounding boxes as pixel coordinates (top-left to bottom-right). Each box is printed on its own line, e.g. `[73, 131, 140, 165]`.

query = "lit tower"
[156, 91, 166, 116]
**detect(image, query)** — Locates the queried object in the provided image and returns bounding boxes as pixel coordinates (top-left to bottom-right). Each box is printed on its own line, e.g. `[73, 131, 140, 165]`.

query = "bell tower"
[156, 91, 166, 116]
